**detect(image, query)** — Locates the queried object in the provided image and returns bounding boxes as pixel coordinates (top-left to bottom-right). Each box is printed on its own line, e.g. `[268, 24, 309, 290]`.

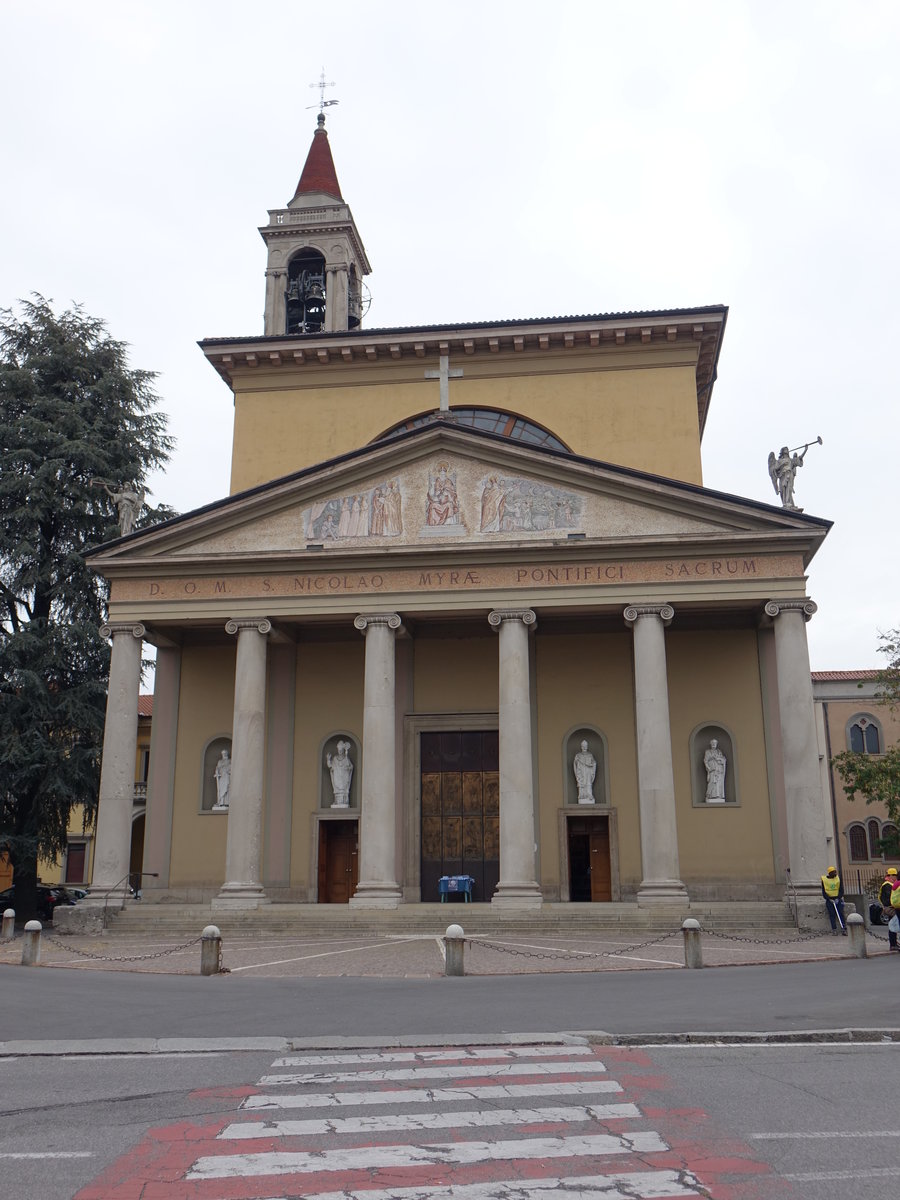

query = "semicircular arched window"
[374, 408, 569, 452]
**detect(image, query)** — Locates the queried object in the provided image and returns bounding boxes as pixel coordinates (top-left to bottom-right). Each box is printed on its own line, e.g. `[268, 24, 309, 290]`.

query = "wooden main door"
[421, 730, 499, 903]
[318, 820, 359, 903]
[567, 815, 612, 902]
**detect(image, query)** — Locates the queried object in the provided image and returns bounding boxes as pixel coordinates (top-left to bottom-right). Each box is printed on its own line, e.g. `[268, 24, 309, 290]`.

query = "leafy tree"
[832, 627, 900, 831]
[0, 297, 174, 918]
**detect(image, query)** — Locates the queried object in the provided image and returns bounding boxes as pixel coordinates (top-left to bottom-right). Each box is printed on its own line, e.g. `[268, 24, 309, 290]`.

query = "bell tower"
[260, 114, 371, 336]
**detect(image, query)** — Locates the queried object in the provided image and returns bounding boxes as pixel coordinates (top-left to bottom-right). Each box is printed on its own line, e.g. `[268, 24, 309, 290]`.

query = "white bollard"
[444, 923, 465, 976]
[21, 919, 42, 966]
[200, 924, 222, 975]
[846, 912, 867, 958]
[682, 918, 703, 969]
[1, 908, 14, 941]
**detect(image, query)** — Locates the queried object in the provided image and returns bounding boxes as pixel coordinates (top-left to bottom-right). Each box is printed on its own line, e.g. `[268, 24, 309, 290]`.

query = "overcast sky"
[2, 1, 897, 670]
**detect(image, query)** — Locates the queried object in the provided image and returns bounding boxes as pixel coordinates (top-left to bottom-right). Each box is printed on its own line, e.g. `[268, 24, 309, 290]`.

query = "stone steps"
[105, 901, 797, 938]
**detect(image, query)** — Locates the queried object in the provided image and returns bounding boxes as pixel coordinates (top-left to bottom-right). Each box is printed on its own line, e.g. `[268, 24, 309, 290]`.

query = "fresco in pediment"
[478, 474, 581, 534]
[301, 460, 586, 546]
[305, 479, 403, 541]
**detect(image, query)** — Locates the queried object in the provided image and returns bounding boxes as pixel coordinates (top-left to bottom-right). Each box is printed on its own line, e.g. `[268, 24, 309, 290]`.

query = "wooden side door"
[318, 821, 359, 903]
[589, 819, 612, 901]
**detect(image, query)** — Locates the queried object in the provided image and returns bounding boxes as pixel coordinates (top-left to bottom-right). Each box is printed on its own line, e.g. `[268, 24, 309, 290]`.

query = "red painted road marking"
[74, 1045, 792, 1200]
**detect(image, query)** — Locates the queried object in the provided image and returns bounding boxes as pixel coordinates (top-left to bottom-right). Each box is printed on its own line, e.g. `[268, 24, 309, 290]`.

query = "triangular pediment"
[90, 424, 830, 572]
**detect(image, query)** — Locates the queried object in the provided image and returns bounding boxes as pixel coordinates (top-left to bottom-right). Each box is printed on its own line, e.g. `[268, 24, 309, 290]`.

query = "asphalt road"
[3, 1040, 898, 1200]
[3, 955, 900, 1044]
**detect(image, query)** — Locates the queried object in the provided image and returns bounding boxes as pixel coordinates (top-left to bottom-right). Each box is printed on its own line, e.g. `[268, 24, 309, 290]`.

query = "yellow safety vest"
[821, 874, 841, 898]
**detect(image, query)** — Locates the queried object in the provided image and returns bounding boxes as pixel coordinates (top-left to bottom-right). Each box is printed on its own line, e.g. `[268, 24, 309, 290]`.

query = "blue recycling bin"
[439, 875, 474, 902]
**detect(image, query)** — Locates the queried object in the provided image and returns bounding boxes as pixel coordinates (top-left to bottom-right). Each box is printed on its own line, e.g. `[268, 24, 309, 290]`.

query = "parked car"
[0, 884, 75, 921]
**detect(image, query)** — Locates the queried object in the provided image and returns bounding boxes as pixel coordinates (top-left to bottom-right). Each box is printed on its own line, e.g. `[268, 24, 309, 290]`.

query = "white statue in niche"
[703, 739, 727, 802]
[326, 740, 354, 808]
[573, 740, 597, 804]
[212, 748, 232, 809]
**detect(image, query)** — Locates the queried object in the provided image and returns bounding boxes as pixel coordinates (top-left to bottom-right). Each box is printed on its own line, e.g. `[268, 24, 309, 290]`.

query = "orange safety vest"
[821, 874, 841, 898]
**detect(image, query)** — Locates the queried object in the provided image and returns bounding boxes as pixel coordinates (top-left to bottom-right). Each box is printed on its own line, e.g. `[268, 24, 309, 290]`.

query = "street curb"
[2, 1028, 900, 1056]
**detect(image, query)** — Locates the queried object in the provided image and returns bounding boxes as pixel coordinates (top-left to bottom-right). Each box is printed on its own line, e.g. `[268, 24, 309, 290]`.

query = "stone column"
[350, 614, 403, 908]
[85, 623, 145, 905]
[764, 600, 829, 898]
[264, 266, 287, 336]
[624, 604, 688, 904]
[326, 263, 349, 332]
[488, 609, 542, 909]
[213, 618, 272, 909]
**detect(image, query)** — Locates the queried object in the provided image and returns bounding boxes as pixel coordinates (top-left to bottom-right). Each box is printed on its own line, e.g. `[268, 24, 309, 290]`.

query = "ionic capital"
[763, 599, 817, 623]
[488, 608, 537, 631]
[623, 604, 674, 628]
[354, 613, 402, 634]
[225, 618, 273, 637]
[99, 622, 146, 641]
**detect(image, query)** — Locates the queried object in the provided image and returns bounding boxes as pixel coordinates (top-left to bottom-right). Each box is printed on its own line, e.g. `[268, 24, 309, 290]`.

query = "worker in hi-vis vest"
[821, 866, 846, 935]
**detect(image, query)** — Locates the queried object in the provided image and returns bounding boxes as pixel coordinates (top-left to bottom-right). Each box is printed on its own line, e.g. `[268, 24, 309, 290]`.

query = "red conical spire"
[292, 114, 343, 201]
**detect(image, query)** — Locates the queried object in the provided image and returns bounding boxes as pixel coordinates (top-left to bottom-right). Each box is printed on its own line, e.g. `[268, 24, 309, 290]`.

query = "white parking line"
[0, 1152, 93, 1159]
[227, 939, 408, 973]
[752, 1130, 897, 1139]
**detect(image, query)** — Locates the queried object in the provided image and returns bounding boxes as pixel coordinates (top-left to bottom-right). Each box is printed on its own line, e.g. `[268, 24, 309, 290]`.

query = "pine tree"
[0, 297, 174, 919]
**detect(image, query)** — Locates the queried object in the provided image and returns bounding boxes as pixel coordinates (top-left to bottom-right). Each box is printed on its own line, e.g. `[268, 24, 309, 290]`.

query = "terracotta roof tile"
[137, 694, 154, 717]
[811, 670, 878, 681]
[294, 117, 342, 201]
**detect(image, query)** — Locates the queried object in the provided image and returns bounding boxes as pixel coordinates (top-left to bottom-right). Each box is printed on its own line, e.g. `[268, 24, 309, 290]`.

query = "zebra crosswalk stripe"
[219, 1101, 642, 1138]
[243, 1079, 624, 1109]
[265, 1173, 701, 1199]
[272, 1044, 593, 1067]
[187, 1131, 670, 1179]
[259, 1059, 608, 1086]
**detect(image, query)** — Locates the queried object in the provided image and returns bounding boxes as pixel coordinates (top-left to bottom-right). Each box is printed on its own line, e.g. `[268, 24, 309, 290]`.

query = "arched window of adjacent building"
[847, 823, 869, 862]
[848, 714, 882, 753]
[868, 818, 882, 858]
[883, 824, 899, 857]
[373, 408, 570, 452]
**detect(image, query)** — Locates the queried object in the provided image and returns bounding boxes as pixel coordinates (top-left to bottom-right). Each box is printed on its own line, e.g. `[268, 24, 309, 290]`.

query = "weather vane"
[308, 69, 339, 114]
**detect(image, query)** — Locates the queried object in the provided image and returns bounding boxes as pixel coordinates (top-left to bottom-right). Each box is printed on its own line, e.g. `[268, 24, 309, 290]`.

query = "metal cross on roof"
[424, 354, 463, 413]
[308, 69, 339, 114]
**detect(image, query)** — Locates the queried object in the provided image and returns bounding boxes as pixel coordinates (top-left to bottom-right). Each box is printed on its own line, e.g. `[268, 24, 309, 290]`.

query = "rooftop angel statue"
[767, 437, 821, 512]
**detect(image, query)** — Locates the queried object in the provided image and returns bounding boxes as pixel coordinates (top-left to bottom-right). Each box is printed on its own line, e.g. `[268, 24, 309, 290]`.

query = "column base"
[492, 882, 544, 910]
[212, 882, 270, 911]
[637, 879, 689, 906]
[53, 905, 107, 935]
[349, 881, 402, 909]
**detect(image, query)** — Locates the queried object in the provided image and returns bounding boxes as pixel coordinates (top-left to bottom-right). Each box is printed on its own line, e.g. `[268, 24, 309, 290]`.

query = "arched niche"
[563, 726, 609, 806]
[201, 735, 232, 813]
[320, 732, 362, 810]
[690, 723, 738, 806]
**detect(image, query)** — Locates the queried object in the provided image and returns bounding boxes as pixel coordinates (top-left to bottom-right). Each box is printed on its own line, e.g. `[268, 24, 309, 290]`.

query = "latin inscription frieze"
[113, 553, 800, 605]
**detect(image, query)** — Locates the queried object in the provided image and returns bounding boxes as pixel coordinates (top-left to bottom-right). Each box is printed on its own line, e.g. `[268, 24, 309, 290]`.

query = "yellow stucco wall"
[169, 646, 235, 887]
[413, 637, 499, 713]
[290, 641, 365, 889]
[535, 633, 641, 891]
[228, 351, 703, 494]
[666, 630, 774, 882]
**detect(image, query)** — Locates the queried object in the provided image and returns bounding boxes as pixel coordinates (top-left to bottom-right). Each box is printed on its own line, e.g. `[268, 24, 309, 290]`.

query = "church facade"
[82, 116, 834, 915]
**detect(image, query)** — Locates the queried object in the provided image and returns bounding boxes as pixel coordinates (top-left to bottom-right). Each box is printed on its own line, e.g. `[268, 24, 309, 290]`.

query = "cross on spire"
[308, 69, 339, 115]
[424, 354, 463, 413]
